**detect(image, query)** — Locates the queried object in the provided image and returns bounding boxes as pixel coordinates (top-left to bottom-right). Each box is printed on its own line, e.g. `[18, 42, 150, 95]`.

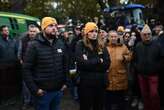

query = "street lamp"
[52, 2, 57, 9]
[120, 0, 129, 4]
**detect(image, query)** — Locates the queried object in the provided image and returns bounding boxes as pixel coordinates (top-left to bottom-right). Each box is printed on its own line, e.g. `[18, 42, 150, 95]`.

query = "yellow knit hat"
[41, 17, 57, 30]
[84, 22, 98, 34]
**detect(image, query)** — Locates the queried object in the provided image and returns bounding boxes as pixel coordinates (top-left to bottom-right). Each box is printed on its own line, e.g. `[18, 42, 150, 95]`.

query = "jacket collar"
[35, 32, 56, 46]
[0, 34, 12, 42]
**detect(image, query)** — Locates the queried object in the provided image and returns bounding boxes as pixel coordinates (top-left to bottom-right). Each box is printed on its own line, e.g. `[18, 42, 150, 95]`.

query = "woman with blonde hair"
[75, 22, 110, 110]
[105, 30, 132, 110]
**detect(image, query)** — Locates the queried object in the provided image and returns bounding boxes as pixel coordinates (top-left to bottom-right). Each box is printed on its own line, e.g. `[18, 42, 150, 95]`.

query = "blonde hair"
[98, 34, 106, 48]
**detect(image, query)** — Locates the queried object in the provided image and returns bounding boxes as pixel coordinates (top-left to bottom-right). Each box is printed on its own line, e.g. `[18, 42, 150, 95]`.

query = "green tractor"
[0, 11, 40, 37]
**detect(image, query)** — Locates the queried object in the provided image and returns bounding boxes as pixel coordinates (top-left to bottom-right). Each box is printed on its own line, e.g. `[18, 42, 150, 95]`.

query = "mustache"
[45, 33, 57, 39]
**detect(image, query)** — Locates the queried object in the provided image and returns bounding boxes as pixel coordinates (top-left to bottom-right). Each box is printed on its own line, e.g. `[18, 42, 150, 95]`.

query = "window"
[9, 17, 15, 29]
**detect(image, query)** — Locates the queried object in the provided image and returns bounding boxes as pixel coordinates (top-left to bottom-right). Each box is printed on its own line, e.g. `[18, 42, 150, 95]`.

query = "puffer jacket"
[23, 33, 69, 95]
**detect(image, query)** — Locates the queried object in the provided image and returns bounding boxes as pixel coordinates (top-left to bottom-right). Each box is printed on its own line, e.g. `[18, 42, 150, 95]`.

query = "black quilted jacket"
[23, 33, 69, 95]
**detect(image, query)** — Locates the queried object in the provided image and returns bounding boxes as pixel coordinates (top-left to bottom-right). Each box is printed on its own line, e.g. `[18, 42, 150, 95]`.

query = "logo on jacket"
[57, 49, 62, 53]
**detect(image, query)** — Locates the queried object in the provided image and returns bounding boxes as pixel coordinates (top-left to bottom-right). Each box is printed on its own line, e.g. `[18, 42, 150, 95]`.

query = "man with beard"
[23, 17, 69, 110]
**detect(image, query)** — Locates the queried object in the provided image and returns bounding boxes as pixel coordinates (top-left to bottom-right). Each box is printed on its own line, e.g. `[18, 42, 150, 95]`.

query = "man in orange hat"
[23, 17, 68, 110]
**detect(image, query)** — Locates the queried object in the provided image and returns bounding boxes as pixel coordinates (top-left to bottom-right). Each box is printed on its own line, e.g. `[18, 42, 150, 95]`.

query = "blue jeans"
[35, 90, 63, 110]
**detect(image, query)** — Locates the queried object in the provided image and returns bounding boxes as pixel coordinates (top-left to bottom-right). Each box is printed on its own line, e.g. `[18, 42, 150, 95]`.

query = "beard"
[45, 32, 57, 39]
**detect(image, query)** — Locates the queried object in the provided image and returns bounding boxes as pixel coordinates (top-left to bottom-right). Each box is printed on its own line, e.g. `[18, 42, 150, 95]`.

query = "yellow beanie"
[41, 17, 57, 30]
[84, 22, 98, 34]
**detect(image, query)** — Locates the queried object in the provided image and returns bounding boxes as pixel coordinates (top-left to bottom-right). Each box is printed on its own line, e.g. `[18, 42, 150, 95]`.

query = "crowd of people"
[0, 16, 164, 110]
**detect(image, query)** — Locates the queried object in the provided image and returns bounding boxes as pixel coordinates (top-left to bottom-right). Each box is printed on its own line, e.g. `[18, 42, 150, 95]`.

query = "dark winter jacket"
[0, 35, 18, 66]
[133, 40, 161, 76]
[23, 33, 69, 95]
[69, 34, 83, 69]
[18, 33, 32, 61]
[75, 40, 110, 87]
[157, 32, 164, 73]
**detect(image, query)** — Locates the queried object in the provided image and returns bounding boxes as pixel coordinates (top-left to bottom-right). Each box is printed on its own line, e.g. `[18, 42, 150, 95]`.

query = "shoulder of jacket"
[76, 40, 84, 46]
[27, 40, 38, 47]
[135, 42, 142, 48]
[21, 35, 29, 42]
[122, 44, 127, 48]
[55, 38, 66, 46]
[152, 40, 161, 48]
[56, 38, 64, 43]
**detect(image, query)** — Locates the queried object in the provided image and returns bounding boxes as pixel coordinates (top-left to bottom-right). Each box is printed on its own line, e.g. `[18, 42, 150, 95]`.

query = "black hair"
[28, 24, 37, 29]
[0, 25, 8, 32]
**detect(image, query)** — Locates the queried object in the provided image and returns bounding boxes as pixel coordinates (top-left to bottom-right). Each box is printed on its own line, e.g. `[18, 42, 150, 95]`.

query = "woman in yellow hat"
[75, 22, 111, 110]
